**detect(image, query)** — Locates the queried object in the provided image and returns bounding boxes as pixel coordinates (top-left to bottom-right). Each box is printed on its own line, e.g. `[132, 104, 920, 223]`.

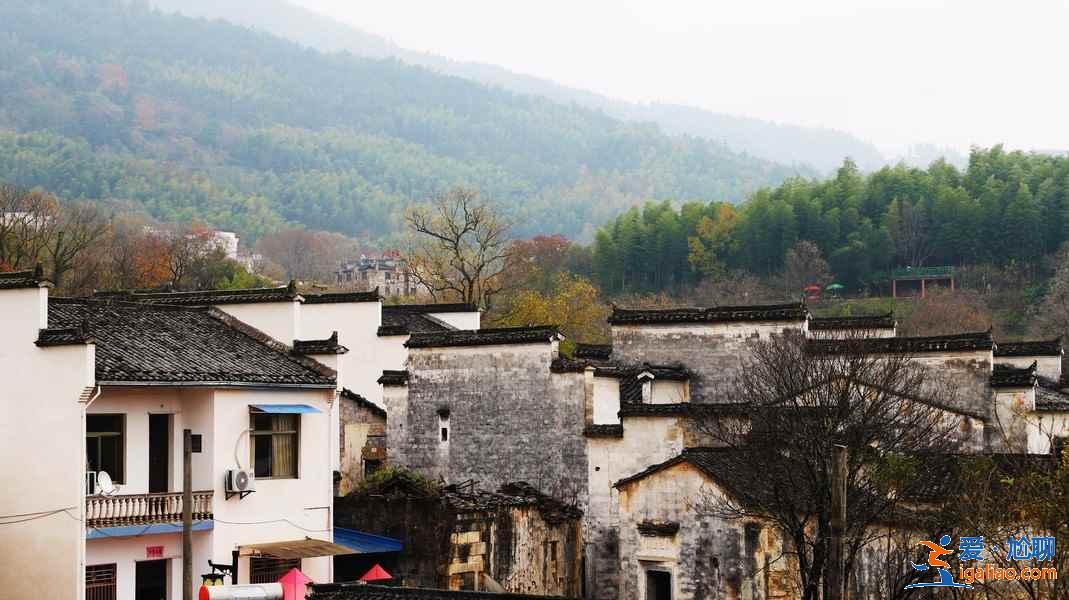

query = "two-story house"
[0, 270, 354, 600]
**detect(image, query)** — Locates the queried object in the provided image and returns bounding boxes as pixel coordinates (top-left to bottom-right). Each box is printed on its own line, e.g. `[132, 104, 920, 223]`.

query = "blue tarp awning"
[333, 528, 403, 554]
[250, 404, 322, 414]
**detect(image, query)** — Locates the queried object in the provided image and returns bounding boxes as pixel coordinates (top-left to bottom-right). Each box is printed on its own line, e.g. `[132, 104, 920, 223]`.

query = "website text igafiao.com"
[959, 564, 1057, 584]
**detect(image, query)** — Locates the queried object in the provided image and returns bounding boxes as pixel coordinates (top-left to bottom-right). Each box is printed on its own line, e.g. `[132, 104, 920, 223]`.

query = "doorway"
[645, 569, 672, 600]
[135, 559, 168, 600]
[148, 414, 170, 493]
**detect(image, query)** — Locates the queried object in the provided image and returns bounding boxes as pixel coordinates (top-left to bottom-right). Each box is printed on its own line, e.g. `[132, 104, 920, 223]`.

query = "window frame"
[249, 412, 300, 480]
[85, 563, 117, 600]
[249, 557, 301, 583]
[86, 414, 125, 485]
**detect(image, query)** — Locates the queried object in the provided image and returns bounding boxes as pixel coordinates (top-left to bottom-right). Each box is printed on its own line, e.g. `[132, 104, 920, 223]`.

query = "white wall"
[0, 286, 94, 600]
[217, 302, 301, 346]
[650, 381, 687, 405]
[428, 310, 480, 331]
[86, 531, 211, 600]
[372, 334, 410, 407]
[592, 378, 621, 425]
[999, 355, 1062, 380]
[211, 388, 334, 584]
[1029, 412, 1069, 454]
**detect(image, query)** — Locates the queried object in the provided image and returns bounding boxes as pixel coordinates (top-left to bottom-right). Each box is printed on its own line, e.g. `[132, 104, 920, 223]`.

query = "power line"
[214, 517, 330, 534]
[0, 506, 79, 519]
[0, 507, 80, 526]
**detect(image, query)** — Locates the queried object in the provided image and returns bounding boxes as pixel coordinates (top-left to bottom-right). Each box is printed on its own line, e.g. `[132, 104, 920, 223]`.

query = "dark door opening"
[135, 559, 168, 600]
[646, 569, 672, 600]
[148, 414, 170, 493]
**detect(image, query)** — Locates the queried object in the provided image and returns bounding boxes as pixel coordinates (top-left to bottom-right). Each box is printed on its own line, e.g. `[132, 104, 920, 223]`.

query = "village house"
[381, 301, 1069, 599]
[86, 285, 479, 494]
[0, 269, 353, 600]
[335, 252, 429, 300]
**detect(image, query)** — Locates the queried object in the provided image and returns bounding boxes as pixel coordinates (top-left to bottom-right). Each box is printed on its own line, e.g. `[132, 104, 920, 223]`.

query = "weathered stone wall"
[611, 322, 805, 404]
[401, 343, 588, 498]
[616, 462, 778, 600]
[337, 395, 387, 495]
[334, 493, 582, 595]
[586, 416, 686, 599]
[334, 494, 451, 588]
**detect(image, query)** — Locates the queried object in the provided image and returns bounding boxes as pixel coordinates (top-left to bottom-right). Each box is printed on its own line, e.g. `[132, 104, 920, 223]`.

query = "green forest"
[0, 0, 805, 242]
[593, 147, 1069, 294]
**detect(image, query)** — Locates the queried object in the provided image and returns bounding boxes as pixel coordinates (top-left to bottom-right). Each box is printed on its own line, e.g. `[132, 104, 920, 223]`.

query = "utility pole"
[183, 428, 193, 600]
[827, 444, 848, 600]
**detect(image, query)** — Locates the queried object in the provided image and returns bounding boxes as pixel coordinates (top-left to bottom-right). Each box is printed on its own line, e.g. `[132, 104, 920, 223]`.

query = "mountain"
[0, 0, 810, 242]
[144, 0, 887, 173]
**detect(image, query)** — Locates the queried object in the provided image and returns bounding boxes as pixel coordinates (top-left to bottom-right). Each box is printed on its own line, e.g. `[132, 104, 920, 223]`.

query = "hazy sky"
[291, 0, 1068, 155]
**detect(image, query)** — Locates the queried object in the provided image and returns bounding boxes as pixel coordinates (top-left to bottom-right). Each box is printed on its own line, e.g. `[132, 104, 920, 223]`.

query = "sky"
[290, 0, 1069, 156]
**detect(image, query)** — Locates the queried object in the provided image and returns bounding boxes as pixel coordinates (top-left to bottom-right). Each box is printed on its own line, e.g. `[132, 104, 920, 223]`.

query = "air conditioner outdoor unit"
[224, 469, 255, 499]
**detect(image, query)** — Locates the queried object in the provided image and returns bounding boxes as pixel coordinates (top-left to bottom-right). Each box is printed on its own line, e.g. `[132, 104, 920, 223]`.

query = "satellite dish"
[97, 471, 116, 496]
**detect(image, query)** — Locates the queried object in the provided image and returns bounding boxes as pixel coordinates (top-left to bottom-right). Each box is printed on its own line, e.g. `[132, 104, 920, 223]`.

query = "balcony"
[85, 491, 214, 529]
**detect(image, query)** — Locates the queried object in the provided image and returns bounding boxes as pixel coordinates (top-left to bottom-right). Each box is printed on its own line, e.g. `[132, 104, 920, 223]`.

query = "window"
[250, 413, 298, 479]
[87, 415, 124, 484]
[438, 411, 450, 443]
[250, 557, 300, 583]
[86, 564, 117, 600]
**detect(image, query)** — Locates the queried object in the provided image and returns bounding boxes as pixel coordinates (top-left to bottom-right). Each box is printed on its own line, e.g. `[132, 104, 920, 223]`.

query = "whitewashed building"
[0, 271, 360, 600]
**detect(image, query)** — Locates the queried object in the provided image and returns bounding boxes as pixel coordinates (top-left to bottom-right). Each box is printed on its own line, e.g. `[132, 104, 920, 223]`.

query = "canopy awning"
[250, 404, 322, 414]
[333, 528, 403, 554]
[240, 538, 354, 559]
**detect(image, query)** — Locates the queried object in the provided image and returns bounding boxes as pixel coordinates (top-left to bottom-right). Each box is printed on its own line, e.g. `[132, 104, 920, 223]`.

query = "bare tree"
[886, 199, 934, 268]
[256, 228, 351, 282]
[1034, 243, 1069, 372]
[0, 183, 60, 271]
[46, 203, 108, 289]
[163, 223, 217, 289]
[783, 240, 832, 298]
[692, 269, 782, 306]
[404, 188, 511, 310]
[694, 333, 963, 600]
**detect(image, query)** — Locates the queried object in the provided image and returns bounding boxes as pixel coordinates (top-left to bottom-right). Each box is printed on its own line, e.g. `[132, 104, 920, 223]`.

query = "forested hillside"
[0, 0, 805, 242]
[145, 0, 887, 173]
[593, 147, 1069, 293]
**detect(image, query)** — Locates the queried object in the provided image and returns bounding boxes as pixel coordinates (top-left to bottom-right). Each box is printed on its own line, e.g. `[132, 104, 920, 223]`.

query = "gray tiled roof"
[809, 313, 895, 331]
[47, 298, 335, 387]
[104, 284, 300, 306]
[293, 332, 349, 355]
[406, 326, 559, 349]
[379, 305, 454, 336]
[377, 370, 409, 386]
[994, 338, 1062, 357]
[990, 363, 1037, 388]
[302, 290, 381, 304]
[0, 267, 47, 289]
[806, 330, 994, 355]
[608, 302, 807, 325]
[340, 388, 385, 418]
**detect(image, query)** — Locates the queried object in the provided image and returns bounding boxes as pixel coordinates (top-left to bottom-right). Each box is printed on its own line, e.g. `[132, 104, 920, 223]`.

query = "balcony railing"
[85, 491, 214, 529]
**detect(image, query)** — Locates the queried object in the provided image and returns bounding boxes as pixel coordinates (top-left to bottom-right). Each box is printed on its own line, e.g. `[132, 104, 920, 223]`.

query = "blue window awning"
[333, 528, 403, 554]
[250, 404, 322, 414]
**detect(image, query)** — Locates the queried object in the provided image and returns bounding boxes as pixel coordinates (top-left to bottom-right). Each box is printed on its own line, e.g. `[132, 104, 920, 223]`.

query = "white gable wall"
[0, 285, 95, 600]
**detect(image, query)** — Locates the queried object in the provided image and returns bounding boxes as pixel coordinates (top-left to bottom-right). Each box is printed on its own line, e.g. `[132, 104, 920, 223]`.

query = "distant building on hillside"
[335, 251, 428, 299]
[890, 265, 955, 298]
